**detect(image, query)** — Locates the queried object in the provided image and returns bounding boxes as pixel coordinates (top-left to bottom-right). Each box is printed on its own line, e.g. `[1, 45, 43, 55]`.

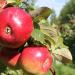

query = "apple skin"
[0, 47, 21, 67]
[0, 7, 34, 48]
[19, 46, 53, 75]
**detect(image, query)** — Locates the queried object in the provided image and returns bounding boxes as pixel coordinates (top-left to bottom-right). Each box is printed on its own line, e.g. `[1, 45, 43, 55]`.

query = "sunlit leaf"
[39, 23, 59, 50]
[29, 7, 52, 21]
[6, 0, 15, 4]
[6, 0, 25, 5]
[39, 23, 68, 50]
[39, 23, 59, 41]
[52, 48, 72, 63]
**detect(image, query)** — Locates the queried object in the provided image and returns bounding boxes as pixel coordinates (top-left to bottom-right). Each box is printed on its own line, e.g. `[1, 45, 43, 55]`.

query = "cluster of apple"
[0, 7, 53, 75]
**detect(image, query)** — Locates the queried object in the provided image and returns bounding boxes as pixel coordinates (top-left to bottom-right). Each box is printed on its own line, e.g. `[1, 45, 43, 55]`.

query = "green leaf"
[39, 23, 58, 50]
[55, 36, 68, 48]
[29, 7, 52, 22]
[6, 0, 24, 6]
[32, 29, 45, 44]
[52, 48, 72, 64]
[32, 28, 56, 50]
[4, 67, 23, 75]
[39, 23, 68, 50]
[40, 24, 59, 40]
[44, 35, 56, 50]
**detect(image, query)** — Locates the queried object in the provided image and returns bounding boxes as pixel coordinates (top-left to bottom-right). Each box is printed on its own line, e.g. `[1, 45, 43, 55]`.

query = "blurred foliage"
[59, 0, 75, 24]
[54, 62, 75, 75]
[56, 0, 75, 63]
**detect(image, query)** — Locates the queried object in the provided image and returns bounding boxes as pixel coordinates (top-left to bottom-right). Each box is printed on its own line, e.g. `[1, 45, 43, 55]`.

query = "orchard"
[0, 0, 73, 75]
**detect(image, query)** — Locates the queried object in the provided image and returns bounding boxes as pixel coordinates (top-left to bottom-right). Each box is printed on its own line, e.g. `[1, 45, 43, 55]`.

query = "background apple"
[0, 7, 34, 48]
[0, 47, 21, 67]
[19, 46, 53, 75]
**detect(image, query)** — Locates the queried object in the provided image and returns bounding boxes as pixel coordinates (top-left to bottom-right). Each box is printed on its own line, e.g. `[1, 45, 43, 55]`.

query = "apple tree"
[0, 0, 72, 75]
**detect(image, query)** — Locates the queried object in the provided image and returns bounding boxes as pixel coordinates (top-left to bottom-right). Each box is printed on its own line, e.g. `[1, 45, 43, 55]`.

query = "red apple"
[0, 7, 34, 48]
[0, 47, 21, 67]
[19, 46, 53, 75]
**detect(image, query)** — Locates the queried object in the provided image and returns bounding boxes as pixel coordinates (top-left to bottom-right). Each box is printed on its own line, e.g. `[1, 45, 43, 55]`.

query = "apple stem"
[49, 66, 56, 75]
